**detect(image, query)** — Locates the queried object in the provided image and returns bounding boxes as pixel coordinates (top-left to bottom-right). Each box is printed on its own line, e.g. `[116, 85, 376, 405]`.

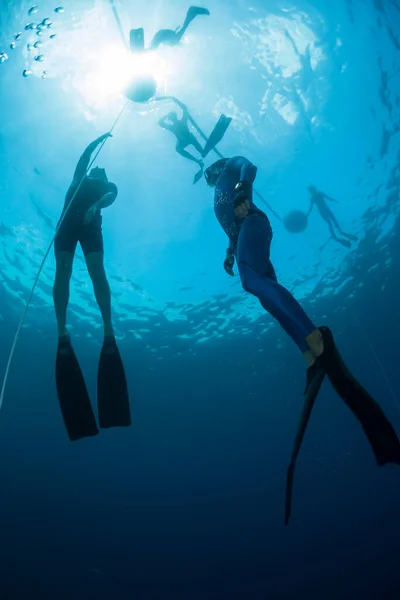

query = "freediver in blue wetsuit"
[204, 157, 400, 524]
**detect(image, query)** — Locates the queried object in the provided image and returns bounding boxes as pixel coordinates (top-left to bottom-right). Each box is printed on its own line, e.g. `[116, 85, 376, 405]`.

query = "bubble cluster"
[1, 5, 66, 78]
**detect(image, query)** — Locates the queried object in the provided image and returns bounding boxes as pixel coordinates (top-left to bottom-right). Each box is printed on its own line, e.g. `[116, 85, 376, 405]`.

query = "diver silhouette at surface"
[130, 6, 210, 52]
[158, 101, 232, 184]
[307, 185, 357, 248]
[159, 106, 205, 183]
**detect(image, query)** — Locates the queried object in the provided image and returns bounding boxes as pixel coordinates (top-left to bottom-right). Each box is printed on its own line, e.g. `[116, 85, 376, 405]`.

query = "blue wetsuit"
[214, 156, 315, 353]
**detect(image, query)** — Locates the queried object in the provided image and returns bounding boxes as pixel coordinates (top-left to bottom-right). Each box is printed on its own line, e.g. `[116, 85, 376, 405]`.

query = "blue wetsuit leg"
[236, 213, 315, 353]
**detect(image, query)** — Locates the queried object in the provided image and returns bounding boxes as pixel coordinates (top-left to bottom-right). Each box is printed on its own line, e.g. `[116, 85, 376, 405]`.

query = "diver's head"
[308, 185, 317, 194]
[204, 158, 229, 187]
[90, 167, 108, 182]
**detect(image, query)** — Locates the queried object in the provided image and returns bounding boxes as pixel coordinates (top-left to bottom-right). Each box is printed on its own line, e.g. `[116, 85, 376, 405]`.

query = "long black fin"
[285, 364, 326, 525]
[97, 339, 131, 429]
[55, 340, 99, 442]
[202, 115, 232, 158]
[318, 326, 400, 466]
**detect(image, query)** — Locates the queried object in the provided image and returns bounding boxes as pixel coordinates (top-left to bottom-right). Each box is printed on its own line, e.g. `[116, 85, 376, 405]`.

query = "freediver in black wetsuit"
[307, 185, 358, 248]
[53, 134, 131, 442]
[130, 6, 210, 52]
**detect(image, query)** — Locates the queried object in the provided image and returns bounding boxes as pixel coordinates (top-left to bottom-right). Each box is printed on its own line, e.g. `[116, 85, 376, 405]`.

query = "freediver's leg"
[325, 218, 351, 248]
[176, 142, 203, 165]
[84, 251, 114, 339]
[53, 246, 75, 340]
[237, 214, 316, 355]
[189, 134, 204, 156]
[53, 221, 81, 341]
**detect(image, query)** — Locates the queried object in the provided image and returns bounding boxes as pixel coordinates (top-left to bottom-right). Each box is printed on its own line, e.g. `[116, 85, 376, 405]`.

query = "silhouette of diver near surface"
[307, 185, 358, 248]
[130, 6, 210, 52]
[159, 103, 232, 184]
[159, 106, 205, 182]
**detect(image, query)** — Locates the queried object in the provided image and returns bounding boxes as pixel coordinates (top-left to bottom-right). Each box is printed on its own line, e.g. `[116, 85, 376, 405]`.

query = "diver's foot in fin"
[193, 167, 204, 184]
[337, 238, 351, 248]
[201, 115, 232, 158]
[56, 339, 99, 442]
[285, 363, 326, 525]
[317, 326, 400, 466]
[343, 232, 358, 241]
[97, 338, 131, 429]
[186, 6, 210, 23]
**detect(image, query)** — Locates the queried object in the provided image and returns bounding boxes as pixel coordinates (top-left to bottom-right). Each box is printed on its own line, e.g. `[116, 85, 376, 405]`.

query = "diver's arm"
[96, 192, 117, 209]
[237, 157, 258, 184]
[73, 133, 112, 182]
[223, 244, 235, 276]
[229, 157, 258, 202]
[95, 183, 118, 209]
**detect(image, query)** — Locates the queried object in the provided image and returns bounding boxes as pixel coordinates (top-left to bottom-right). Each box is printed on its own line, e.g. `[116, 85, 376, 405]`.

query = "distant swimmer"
[53, 133, 131, 442]
[204, 157, 400, 524]
[129, 6, 210, 52]
[307, 185, 358, 248]
[159, 102, 231, 183]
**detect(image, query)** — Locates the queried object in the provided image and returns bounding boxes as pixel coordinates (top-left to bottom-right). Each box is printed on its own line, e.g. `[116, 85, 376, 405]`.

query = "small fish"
[28, 5, 38, 16]
[34, 54, 44, 62]
[25, 23, 36, 30]
[14, 33, 22, 41]
[42, 18, 52, 27]
[23, 69, 32, 77]
[54, 7, 64, 14]
[49, 34, 56, 39]
[27, 43, 33, 51]
[36, 30, 42, 36]
[0, 53, 9, 63]
[10, 42, 16, 50]
[34, 41, 42, 48]
[41, 70, 48, 79]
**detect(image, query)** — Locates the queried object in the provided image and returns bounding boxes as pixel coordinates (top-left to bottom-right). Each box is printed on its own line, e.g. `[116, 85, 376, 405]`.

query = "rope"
[109, 0, 130, 51]
[0, 102, 129, 411]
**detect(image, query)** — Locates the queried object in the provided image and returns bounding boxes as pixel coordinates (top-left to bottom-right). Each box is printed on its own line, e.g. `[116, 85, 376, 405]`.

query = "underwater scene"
[1, 0, 400, 598]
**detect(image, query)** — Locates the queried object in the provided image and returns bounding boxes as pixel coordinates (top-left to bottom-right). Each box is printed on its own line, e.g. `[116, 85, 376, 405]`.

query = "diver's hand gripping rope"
[0, 101, 128, 411]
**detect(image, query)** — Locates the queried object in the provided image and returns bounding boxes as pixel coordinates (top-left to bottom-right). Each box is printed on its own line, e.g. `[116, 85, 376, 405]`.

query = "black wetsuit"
[54, 178, 117, 256]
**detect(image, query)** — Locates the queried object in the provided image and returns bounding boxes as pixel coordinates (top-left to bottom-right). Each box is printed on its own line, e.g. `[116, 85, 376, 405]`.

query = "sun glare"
[80, 45, 171, 108]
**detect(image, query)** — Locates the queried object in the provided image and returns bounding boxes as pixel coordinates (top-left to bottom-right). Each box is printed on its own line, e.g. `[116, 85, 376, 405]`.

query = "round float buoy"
[283, 210, 308, 233]
[124, 75, 157, 103]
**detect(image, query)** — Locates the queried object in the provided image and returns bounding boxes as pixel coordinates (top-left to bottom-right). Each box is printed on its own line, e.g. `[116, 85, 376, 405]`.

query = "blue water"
[1, 0, 400, 598]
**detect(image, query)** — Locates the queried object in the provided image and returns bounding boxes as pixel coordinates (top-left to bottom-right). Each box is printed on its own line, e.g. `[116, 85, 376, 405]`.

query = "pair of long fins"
[285, 326, 400, 525]
[55, 338, 131, 442]
[193, 115, 232, 184]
